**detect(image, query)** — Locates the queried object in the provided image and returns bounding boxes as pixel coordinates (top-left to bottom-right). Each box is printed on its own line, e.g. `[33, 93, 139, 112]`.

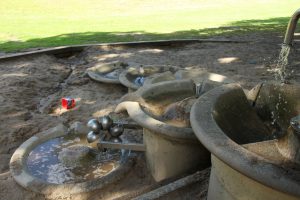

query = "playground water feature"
[5, 7, 300, 198]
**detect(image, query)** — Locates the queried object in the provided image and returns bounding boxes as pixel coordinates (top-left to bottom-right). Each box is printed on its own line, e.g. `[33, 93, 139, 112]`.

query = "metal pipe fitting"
[284, 8, 300, 46]
[290, 115, 300, 135]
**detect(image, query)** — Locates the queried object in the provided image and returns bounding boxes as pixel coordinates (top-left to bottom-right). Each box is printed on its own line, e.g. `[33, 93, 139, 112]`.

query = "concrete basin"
[116, 74, 233, 181]
[10, 124, 134, 195]
[190, 83, 300, 200]
[119, 65, 178, 92]
[86, 61, 128, 84]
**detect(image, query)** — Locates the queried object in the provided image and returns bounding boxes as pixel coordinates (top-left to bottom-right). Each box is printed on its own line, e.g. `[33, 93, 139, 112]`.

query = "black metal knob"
[87, 119, 102, 132]
[109, 124, 124, 137]
[100, 115, 113, 130]
[86, 131, 99, 143]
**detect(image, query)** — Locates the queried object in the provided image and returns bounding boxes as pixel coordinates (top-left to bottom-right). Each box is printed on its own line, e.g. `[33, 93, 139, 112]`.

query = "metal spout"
[284, 8, 300, 46]
[290, 115, 300, 135]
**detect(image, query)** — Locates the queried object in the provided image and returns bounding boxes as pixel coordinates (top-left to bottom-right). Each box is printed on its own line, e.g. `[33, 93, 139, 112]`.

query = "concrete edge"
[9, 124, 135, 195]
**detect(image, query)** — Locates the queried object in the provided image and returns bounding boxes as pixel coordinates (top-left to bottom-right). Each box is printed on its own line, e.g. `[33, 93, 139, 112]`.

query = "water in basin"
[213, 83, 300, 159]
[104, 69, 120, 79]
[134, 76, 145, 86]
[26, 134, 121, 184]
[160, 97, 197, 127]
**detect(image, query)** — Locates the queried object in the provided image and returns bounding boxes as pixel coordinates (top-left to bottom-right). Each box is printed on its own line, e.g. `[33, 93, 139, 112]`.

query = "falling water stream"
[275, 44, 292, 82]
[267, 43, 297, 139]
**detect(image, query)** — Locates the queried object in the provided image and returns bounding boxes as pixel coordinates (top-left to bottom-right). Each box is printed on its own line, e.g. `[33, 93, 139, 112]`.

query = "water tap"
[284, 8, 300, 46]
[290, 115, 300, 135]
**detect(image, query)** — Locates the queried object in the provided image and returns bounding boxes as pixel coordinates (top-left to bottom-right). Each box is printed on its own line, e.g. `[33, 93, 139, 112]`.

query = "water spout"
[284, 8, 300, 46]
[290, 115, 300, 134]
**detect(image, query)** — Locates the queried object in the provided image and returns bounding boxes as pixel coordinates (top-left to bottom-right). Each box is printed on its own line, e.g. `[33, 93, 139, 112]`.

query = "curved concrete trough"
[119, 65, 178, 92]
[190, 83, 300, 200]
[86, 61, 129, 84]
[116, 74, 233, 181]
[144, 69, 233, 86]
[10, 124, 134, 195]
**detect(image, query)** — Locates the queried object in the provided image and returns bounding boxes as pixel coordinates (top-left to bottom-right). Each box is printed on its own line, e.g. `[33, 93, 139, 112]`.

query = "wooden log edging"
[0, 39, 251, 61]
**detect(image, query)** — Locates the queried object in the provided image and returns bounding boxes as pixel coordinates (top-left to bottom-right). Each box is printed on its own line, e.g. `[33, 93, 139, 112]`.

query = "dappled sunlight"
[208, 73, 228, 83]
[95, 53, 133, 61]
[11, 121, 32, 129]
[2, 73, 28, 77]
[254, 65, 266, 69]
[96, 54, 120, 61]
[92, 106, 115, 117]
[183, 66, 197, 70]
[217, 57, 239, 64]
[6, 111, 29, 119]
[83, 100, 96, 105]
[138, 49, 164, 53]
[121, 52, 134, 58]
[0, 171, 10, 178]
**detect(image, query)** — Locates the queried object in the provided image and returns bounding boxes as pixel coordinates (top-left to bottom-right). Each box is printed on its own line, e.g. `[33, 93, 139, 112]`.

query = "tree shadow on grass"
[1, 17, 297, 52]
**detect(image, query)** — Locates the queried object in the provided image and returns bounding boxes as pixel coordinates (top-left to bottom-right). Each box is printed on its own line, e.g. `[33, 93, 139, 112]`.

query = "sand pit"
[0, 32, 299, 200]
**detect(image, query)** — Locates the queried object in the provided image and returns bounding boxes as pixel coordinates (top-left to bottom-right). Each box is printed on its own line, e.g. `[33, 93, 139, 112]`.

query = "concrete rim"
[143, 71, 177, 87]
[115, 101, 196, 142]
[116, 79, 198, 142]
[118, 65, 178, 90]
[9, 124, 134, 195]
[86, 61, 127, 84]
[190, 83, 300, 197]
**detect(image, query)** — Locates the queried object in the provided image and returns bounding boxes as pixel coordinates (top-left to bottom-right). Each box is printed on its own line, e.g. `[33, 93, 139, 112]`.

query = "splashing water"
[267, 44, 291, 134]
[267, 44, 294, 133]
[275, 44, 291, 82]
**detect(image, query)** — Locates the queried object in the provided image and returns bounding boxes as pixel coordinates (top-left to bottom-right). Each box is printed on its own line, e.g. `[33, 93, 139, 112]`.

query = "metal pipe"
[97, 141, 146, 151]
[132, 169, 209, 200]
[121, 122, 142, 130]
[284, 8, 300, 46]
[290, 115, 300, 134]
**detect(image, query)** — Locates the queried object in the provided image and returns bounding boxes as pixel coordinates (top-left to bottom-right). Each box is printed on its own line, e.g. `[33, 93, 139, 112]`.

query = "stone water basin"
[118, 65, 178, 92]
[190, 83, 300, 200]
[10, 124, 133, 195]
[116, 74, 233, 181]
[86, 61, 128, 84]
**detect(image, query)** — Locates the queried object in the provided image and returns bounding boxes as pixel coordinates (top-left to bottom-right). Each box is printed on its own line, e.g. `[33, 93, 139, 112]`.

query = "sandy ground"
[0, 32, 299, 200]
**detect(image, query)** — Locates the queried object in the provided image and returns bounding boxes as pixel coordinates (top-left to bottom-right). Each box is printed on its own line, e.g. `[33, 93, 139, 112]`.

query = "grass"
[0, 0, 299, 52]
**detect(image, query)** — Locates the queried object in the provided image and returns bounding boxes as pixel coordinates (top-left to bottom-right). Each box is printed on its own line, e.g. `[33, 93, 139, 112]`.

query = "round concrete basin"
[119, 65, 178, 92]
[115, 76, 233, 181]
[10, 124, 134, 195]
[190, 83, 300, 200]
[86, 61, 128, 84]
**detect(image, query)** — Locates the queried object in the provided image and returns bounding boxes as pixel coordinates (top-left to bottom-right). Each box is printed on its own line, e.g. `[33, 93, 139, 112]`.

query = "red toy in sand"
[61, 97, 75, 109]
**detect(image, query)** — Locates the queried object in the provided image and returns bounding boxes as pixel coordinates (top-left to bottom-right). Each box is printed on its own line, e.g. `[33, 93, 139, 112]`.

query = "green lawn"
[0, 0, 298, 52]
